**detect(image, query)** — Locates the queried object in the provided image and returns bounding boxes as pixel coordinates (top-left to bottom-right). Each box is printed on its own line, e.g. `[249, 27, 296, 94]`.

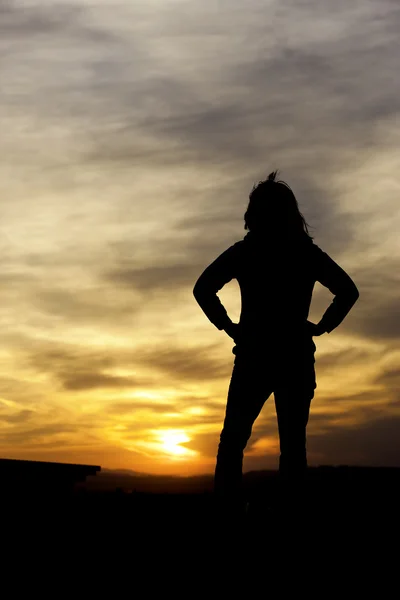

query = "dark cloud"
[0, 1, 84, 36]
[374, 367, 400, 407]
[25, 337, 232, 391]
[0, 409, 34, 424]
[61, 371, 139, 391]
[27, 344, 148, 391]
[107, 397, 225, 420]
[0, 423, 77, 444]
[308, 414, 400, 467]
[106, 401, 175, 415]
[315, 347, 373, 371]
[107, 263, 204, 293]
[183, 432, 220, 458]
[136, 344, 232, 382]
[33, 288, 139, 327]
[350, 297, 400, 341]
[375, 368, 400, 388]
[30, 346, 113, 372]
[341, 262, 400, 340]
[314, 388, 385, 407]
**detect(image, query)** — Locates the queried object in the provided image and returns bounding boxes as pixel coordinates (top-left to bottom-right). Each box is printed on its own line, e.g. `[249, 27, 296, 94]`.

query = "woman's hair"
[244, 170, 313, 240]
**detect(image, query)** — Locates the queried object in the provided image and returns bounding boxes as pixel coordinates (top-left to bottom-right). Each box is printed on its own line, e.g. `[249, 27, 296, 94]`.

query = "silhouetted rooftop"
[0, 458, 100, 492]
[0, 457, 100, 475]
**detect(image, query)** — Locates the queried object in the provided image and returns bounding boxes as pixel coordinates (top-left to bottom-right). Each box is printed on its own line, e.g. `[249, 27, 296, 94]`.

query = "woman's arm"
[313, 246, 359, 335]
[193, 244, 239, 334]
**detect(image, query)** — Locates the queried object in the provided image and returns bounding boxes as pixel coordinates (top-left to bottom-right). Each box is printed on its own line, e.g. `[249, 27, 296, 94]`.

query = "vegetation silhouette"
[193, 170, 359, 518]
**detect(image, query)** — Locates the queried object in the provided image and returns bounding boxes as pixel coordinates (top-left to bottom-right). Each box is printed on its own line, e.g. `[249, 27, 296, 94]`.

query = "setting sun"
[158, 430, 197, 458]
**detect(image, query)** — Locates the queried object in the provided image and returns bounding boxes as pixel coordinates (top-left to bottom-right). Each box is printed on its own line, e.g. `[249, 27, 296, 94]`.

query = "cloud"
[33, 288, 139, 324]
[24, 336, 231, 393]
[375, 367, 400, 388]
[60, 372, 138, 391]
[107, 263, 204, 293]
[341, 262, 400, 340]
[0, 423, 77, 445]
[136, 344, 232, 382]
[26, 343, 149, 391]
[106, 401, 175, 416]
[315, 347, 373, 371]
[308, 414, 400, 467]
[182, 432, 220, 459]
[0, 409, 35, 425]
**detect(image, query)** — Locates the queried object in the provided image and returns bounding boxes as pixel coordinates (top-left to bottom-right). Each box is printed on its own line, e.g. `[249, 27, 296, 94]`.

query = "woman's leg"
[214, 355, 273, 501]
[274, 386, 314, 477]
[273, 340, 317, 478]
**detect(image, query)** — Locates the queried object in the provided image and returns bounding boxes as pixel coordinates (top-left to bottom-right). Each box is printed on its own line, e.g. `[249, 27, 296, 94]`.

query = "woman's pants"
[214, 336, 317, 499]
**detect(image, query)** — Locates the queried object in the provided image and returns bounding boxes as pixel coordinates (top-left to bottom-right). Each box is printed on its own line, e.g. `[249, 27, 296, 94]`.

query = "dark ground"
[2, 466, 398, 592]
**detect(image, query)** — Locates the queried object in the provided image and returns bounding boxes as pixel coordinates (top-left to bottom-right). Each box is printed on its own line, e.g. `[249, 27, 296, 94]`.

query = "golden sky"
[0, 0, 399, 475]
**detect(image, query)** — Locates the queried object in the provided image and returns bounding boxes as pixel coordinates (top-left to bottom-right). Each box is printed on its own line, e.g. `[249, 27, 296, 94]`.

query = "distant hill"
[85, 468, 215, 493]
[83, 465, 400, 494]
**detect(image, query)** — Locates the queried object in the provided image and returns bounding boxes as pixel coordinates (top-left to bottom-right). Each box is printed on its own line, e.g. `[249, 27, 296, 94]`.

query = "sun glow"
[158, 430, 197, 458]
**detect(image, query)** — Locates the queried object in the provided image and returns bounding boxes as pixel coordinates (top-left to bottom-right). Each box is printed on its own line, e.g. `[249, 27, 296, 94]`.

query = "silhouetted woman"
[193, 171, 359, 511]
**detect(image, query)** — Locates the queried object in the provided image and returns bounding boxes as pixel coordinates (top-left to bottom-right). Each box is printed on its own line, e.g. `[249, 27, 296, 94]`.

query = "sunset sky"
[0, 0, 399, 475]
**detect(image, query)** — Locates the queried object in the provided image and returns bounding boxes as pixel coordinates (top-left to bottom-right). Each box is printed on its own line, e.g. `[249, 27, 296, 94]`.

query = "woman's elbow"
[193, 279, 202, 301]
[350, 283, 360, 304]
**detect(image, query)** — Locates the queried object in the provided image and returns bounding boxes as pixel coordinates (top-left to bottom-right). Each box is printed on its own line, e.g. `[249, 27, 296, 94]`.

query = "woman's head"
[244, 170, 313, 240]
